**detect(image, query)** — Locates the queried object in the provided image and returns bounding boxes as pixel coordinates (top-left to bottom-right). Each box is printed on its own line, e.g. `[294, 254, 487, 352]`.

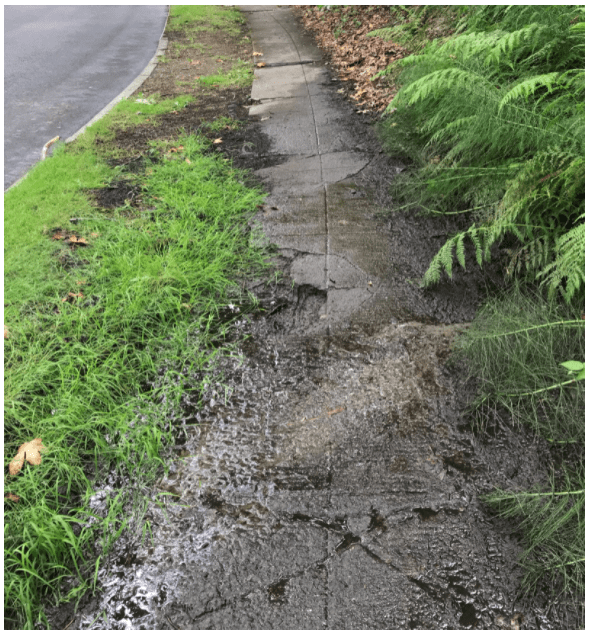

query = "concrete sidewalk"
[243, 5, 399, 335]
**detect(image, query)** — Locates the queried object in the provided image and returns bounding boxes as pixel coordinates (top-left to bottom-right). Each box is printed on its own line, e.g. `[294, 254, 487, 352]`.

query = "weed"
[204, 116, 242, 132]
[456, 285, 584, 598]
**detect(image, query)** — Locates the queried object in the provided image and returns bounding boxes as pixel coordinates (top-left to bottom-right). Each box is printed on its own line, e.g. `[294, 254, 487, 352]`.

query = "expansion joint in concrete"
[261, 60, 316, 68]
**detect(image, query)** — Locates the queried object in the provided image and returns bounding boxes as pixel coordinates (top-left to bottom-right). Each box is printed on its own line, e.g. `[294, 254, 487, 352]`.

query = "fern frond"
[499, 73, 560, 109]
[539, 216, 585, 301]
[367, 26, 404, 41]
[402, 68, 492, 107]
[485, 23, 550, 67]
[422, 226, 495, 286]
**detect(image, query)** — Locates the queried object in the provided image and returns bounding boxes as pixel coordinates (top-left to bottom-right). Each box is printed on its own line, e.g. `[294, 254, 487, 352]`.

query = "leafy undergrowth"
[298, 4, 585, 611]
[458, 286, 585, 601]
[4, 6, 268, 629]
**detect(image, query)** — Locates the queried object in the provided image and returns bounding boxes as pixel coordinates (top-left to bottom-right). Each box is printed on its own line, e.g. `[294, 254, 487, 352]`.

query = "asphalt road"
[4, 5, 168, 189]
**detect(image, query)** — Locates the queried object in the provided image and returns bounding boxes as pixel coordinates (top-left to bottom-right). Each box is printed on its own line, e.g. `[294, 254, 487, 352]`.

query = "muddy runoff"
[47, 7, 578, 629]
[62, 310, 567, 629]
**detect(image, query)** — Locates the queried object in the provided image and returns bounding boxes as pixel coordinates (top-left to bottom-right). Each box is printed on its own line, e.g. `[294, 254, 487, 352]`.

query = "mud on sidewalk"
[48, 6, 579, 630]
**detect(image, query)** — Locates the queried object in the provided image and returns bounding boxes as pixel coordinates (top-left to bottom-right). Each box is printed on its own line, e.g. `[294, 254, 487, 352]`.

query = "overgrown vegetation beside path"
[300, 3, 585, 615]
[4, 6, 267, 628]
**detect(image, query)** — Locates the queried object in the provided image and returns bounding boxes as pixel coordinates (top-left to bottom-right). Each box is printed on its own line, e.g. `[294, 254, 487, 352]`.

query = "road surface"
[4, 5, 168, 189]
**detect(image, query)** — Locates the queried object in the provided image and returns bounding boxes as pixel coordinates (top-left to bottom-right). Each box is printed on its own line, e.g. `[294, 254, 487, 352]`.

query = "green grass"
[69, 93, 194, 156]
[168, 5, 245, 37]
[197, 59, 253, 89]
[456, 285, 584, 600]
[5, 106, 268, 629]
[203, 116, 242, 132]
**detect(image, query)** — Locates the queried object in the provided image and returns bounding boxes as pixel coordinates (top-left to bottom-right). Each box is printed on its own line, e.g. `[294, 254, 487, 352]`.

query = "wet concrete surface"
[47, 6, 580, 630]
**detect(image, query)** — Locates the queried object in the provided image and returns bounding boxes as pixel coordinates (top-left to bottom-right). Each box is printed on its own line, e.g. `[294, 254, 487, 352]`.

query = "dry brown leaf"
[253, 51, 263, 56]
[68, 236, 88, 245]
[90, 232, 100, 238]
[4, 325, 9, 339]
[327, 407, 345, 416]
[52, 233, 64, 241]
[185, 158, 191, 164]
[62, 292, 84, 302]
[9, 438, 46, 475]
[190, 60, 201, 65]
[213, 138, 223, 144]
[5, 493, 20, 502]
[257, 62, 266, 68]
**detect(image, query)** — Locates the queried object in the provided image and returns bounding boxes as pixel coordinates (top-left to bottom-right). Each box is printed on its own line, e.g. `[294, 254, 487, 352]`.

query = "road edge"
[5, 6, 171, 192]
[65, 7, 170, 144]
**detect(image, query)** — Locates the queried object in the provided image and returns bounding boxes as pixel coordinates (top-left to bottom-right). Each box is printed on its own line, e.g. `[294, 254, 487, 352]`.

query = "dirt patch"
[140, 23, 252, 100]
[87, 179, 144, 210]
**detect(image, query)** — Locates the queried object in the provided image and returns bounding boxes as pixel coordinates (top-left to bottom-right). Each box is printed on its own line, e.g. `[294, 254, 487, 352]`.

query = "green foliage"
[197, 59, 253, 88]
[457, 286, 584, 599]
[484, 467, 585, 597]
[169, 5, 244, 36]
[379, 5, 584, 301]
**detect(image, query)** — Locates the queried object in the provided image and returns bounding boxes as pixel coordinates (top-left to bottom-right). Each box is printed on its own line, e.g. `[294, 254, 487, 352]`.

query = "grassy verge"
[4, 6, 267, 629]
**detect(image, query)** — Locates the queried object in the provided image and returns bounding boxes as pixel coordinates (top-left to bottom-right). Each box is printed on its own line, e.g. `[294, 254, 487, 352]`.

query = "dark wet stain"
[459, 601, 479, 627]
[268, 578, 289, 604]
[87, 179, 143, 210]
[414, 508, 439, 521]
[368, 508, 387, 533]
[444, 451, 476, 475]
[200, 490, 224, 511]
[335, 532, 361, 554]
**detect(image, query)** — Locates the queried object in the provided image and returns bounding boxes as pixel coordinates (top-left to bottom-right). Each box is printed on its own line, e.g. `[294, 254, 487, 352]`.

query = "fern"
[499, 73, 560, 109]
[421, 225, 492, 286]
[540, 215, 585, 301]
[379, 4, 584, 295]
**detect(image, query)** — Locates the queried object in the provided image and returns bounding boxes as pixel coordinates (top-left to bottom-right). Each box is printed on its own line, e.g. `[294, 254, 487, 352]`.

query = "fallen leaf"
[9, 438, 46, 476]
[62, 292, 84, 302]
[4, 325, 9, 339]
[90, 232, 100, 238]
[327, 407, 345, 416]
[52, 233, 64, 240]
[190, 60, 201, 65]
[185, 158, 191, 164]
[257, 62, 266, 68]
[213, 138, 223, 144]
[68, 236, 88, 245]
[5, 493, 20, 502]
[253, 51, 263, 56]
